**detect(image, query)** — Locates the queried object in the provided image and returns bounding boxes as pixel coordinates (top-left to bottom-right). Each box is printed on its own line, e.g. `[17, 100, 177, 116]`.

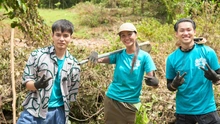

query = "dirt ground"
[72, 38, 110, 49]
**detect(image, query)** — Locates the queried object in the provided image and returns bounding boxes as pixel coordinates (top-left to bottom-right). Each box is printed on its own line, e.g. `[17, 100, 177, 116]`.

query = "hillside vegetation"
[0, 1, 220, 124]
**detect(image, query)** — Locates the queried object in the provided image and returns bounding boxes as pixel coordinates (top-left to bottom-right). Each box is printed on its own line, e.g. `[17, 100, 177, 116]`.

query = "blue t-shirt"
[106, 49, 156, 103]
[48, 57, 65, 108]
[166, 44, 219, 114]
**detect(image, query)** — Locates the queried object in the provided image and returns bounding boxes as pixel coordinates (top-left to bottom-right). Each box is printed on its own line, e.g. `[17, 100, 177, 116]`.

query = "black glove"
[34, 75, 52, 89]
[144, 76, 159, 86]
[171, 71, 187, 89]
[200, 63, 220, 83]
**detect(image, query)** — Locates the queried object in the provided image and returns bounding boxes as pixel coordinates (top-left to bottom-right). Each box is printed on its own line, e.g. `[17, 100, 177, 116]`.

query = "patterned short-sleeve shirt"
[21, 45, 80, 123]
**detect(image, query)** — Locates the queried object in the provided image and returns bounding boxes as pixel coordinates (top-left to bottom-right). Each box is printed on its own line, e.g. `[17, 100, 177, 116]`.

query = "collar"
[179, 44, 195, 52]
[48, 45, 73, 64]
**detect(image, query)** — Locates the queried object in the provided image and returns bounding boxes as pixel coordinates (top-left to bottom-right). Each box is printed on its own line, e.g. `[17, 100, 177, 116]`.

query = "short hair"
[174, 18, 196, 32]
[52, 19, 74, 35]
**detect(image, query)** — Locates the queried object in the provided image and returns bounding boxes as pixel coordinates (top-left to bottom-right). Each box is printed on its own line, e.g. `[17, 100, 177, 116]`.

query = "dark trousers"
[175, 111, 220, 124]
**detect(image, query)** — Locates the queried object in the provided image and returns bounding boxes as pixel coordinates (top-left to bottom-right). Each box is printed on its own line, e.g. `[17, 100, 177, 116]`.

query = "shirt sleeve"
[207, 48, 219, 71]
[109, 52, 117, 64]
[165, 56, 176, 80]
[22, 51, 38, 85]
[144, 54, 156, 73]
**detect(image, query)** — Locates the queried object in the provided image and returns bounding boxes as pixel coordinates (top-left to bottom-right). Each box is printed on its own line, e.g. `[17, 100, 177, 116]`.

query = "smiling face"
[119, 31, 137, 49]
[175, 21, 196, 46]
[52, 30, 72, 50]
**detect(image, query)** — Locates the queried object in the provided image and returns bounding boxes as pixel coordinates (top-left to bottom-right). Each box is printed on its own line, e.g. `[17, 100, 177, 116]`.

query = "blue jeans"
[175, 111, 220, 124]
[17, 106, 65, 124]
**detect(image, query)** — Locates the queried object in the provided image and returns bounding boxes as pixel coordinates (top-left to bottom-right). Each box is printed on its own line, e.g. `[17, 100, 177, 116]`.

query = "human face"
[120, 31, 137, 49]
[52, 30, 72, 50]
[175, 22, 196, 45]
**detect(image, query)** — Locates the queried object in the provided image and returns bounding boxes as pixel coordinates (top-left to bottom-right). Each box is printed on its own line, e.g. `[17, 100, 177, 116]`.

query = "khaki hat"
[118, 23, 137, 34]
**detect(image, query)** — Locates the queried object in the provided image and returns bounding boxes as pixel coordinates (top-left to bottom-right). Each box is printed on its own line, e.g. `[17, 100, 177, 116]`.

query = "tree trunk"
[141, 0, 145, 14]
[132, 0, 135, 14]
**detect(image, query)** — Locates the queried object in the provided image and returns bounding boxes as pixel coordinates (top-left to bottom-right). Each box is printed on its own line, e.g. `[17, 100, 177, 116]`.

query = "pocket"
[199, 111, 219, 123]
[120, 102, 137, 112]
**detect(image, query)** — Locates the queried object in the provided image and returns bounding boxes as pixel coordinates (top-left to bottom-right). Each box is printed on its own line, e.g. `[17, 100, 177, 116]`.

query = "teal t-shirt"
[166, 44, 219, 114]
[106, 49, 156, 103]
[48, 57, 65, 108]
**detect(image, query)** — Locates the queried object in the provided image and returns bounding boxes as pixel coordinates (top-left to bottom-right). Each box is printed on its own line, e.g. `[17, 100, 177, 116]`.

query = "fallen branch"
[10, 28, 16, 124]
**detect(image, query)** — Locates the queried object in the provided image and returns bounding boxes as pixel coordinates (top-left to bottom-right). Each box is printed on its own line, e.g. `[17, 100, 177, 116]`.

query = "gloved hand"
[171, 71, 187, 89]
[88, 51, 98, 67]
[34, 75, 52, 89]
[144, 76, 159, 86]
[200, 63, 220, 83]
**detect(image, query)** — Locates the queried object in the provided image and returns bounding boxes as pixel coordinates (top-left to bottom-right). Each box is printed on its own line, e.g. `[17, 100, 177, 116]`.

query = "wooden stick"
[78, 41, 152, 65]
[10, 28, 16, 124]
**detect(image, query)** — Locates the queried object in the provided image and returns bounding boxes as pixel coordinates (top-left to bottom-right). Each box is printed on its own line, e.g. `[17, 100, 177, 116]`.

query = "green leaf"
[22, 3, 26, 13]
[11, 21, 19, 28]
[7, 11, 15, 19]
[17, 0, 21, 7]
[3, 3, 8, 11]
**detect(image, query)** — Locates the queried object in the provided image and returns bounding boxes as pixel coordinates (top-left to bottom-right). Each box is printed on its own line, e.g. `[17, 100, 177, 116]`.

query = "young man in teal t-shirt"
[17, 19, 80, 124]
[166, 18, 220, 123]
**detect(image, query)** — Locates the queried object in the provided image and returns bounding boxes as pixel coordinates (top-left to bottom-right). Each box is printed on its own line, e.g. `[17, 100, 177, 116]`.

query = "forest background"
[0, 0, 220, 124]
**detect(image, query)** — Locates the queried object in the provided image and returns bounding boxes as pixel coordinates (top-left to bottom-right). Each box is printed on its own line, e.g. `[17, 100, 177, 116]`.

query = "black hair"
[174, 18, 196, 32]
[130, 31, 139, 73]
[52, 19, 74, 35]
[130, 41, 139, 73]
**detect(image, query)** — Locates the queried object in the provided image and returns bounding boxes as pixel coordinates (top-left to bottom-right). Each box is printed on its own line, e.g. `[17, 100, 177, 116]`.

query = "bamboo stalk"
[10, 28, 16, 124]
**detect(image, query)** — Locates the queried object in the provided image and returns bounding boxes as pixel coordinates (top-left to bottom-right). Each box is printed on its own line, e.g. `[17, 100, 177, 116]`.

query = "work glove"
[171, 71, 187, 89]
[88, 51, 98, 67]
[200, 63, 220, 83]
[34, 75, 52, 89]
[144, 76, 159, 86]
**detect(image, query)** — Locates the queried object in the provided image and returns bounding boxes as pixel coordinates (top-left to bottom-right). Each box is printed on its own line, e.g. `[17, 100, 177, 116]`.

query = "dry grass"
[0, 5, 220, 123]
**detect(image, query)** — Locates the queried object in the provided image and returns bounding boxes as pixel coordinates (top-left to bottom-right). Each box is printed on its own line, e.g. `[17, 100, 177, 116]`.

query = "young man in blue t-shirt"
[17, 19, 80, 124]
[166, 18, 220, 123]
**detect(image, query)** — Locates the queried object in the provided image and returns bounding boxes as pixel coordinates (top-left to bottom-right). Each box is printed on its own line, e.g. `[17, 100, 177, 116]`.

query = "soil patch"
[72, 38, 110, 49]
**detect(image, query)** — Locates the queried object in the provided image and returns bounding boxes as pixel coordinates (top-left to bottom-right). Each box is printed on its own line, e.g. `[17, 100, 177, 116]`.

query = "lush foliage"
[0, 0, 220, 124]
[0, 0, 50, 46]
[38, 0, 220, 24]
